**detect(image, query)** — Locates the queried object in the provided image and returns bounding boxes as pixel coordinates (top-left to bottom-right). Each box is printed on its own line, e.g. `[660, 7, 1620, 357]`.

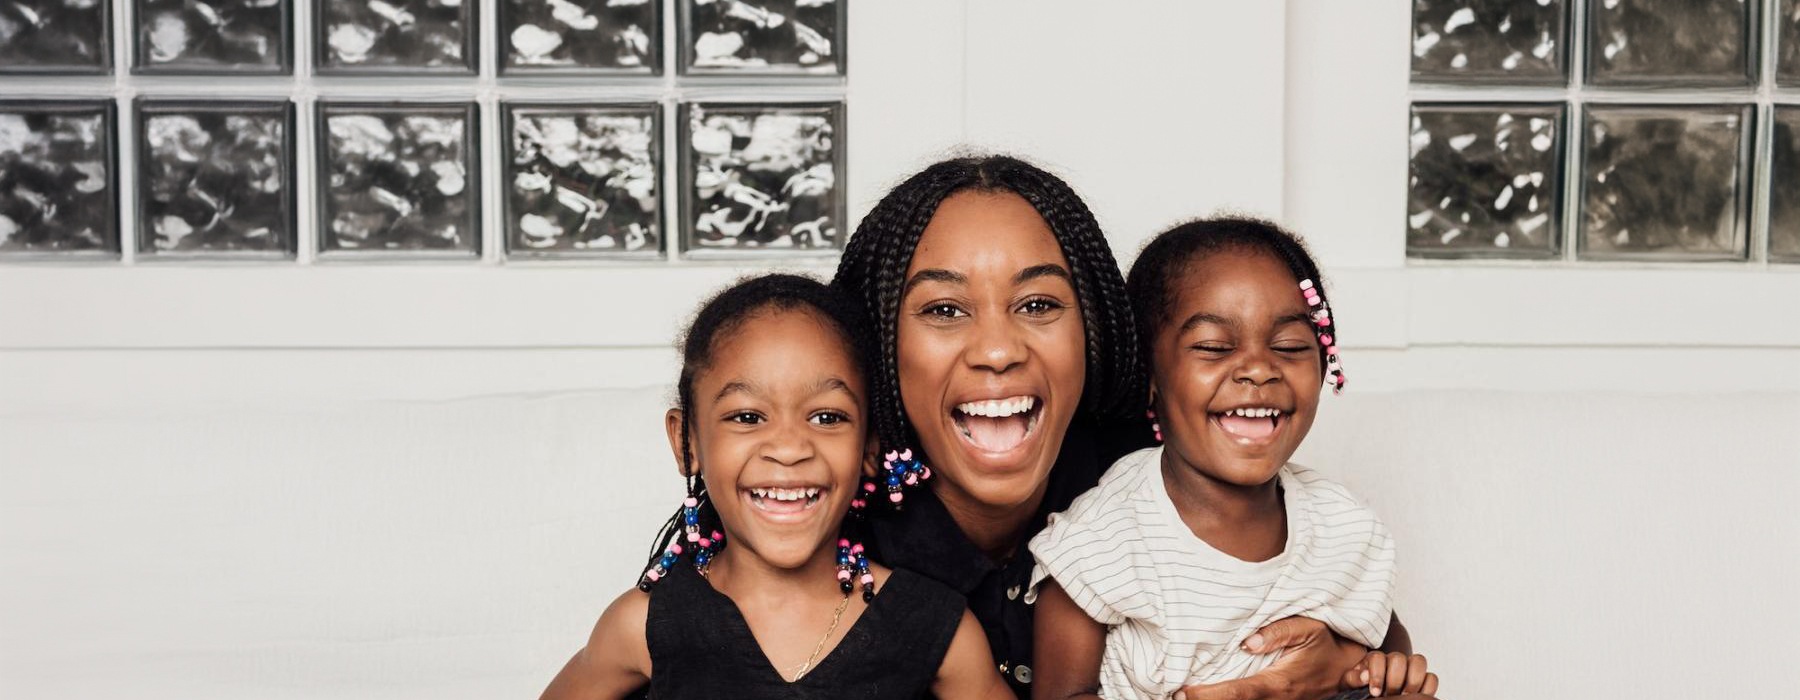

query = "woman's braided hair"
[1125, 216, 1339, 384]
[640, 273, 870, 578]
[830, 154, 1144, 453]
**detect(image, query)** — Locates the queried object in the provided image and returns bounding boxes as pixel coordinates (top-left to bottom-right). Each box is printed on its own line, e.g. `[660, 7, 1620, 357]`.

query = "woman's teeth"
[953, 396, 1040, 453]
[955, 396, 1037, 417]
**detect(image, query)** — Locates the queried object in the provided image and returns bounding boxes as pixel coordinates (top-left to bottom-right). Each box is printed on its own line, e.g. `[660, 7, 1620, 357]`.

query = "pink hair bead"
[683, 497, 698, 507]
[686, 532, 700, 542]
[838, 538, 850, 547]
[889, 492, 903, 503]
[698, 538, 711, 548]
[1299, 279, 1315, 290]
[1319, 334, 1334, 345]
[645, 570, 662, 581]
[670, 544, 683, 554]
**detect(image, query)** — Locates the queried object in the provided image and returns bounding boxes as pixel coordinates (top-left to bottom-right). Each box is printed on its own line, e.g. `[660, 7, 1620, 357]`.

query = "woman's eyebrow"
[902, 268, 965, 296]
[1014, 263, 1072, 285]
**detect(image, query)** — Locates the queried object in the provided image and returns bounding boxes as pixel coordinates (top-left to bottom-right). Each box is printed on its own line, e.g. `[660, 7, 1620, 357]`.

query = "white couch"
[3, 386, 1795, 699]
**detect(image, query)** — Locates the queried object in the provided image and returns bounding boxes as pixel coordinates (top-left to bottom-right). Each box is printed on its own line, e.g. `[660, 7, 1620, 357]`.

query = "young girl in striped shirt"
[1028, 218, 1438, 700]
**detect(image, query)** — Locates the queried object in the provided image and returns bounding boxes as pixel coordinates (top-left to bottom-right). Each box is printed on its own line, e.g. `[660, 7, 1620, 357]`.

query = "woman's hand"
[1172, 617, 1370, 700]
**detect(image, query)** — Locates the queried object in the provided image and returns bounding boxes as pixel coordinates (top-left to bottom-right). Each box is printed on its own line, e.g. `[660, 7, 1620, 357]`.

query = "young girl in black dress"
[539, 274, 1011, 699]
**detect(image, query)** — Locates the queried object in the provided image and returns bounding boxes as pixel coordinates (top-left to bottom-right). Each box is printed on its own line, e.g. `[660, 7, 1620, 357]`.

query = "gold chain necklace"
[785, 593, 852, 682]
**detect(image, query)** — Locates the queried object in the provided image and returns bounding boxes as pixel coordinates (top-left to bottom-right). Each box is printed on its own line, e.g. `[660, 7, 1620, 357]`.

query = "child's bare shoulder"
[590, 587, 652, 655]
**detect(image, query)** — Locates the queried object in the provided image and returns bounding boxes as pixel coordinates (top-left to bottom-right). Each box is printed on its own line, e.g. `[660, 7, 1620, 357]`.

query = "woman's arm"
[1029, 579, 1108, 700]
[931, 608, 1014, 699]
[538, 590, 653, 700]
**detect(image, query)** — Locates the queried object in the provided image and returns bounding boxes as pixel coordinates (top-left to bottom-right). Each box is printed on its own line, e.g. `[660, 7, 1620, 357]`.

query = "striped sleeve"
[1027, 455, 1161, 627]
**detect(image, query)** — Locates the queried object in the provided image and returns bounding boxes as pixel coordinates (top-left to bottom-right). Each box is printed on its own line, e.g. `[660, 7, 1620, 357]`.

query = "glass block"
[1587, 0, 1754, 87]
[680, 102, 843, 254]
[1412, 0, 1566, 84]
[504, 103, 662, 258]
[1580, 105, 1750, 260]
[135, 0, 291, 75]
[500, 0, 659, 75]
[1408, 103, 1564, 258]
[137, 101, 295, 258]
[1779, 0, 1800, 86]
[0, 101, 117, 257]
[679, 0, 843, 76]
[316, 0, 476, 75]
[1766, 106, 1800, 261]
[317, 102, 480, 256]
[0, 0, 110, 74]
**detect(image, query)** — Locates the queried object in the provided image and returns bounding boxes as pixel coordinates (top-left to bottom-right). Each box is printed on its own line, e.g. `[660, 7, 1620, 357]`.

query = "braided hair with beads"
[830, 154, 1146, 464]
[637, 273, 874, 591]
[1124, 215, 1346, 393]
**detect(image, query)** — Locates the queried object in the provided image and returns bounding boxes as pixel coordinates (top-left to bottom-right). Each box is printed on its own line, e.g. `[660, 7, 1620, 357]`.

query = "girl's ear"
[665, 408, 694, 477]
[861, 433, 881, 479]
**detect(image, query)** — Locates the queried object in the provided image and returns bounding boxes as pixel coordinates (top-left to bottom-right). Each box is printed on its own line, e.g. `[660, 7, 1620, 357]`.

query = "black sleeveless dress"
[645, 562, 966, 699]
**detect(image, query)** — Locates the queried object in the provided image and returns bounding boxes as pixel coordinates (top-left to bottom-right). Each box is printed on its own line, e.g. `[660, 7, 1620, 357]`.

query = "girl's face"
[896, 191, 1087, 514]
[669, 308, 872, 571]
[1151, 249, 1322, 487]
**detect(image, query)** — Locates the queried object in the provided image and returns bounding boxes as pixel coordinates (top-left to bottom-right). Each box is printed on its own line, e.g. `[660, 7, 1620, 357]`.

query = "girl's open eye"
[725, 411, 764, 425]
[1018, 296, 1065, 316]
[809, 410, 852, 426]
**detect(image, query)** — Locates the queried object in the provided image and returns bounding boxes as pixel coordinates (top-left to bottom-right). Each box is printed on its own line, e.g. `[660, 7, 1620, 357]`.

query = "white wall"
[3, 1, 1797, 698]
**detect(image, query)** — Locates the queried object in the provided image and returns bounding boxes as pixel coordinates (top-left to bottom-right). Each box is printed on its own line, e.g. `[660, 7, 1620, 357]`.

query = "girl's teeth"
[749, 487, 822, 502]
[955, 396, 1037, 418]
[1225, 407, 1283, 418]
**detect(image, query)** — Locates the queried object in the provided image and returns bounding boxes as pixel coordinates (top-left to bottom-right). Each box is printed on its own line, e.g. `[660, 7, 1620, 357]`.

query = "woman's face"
[896, 191, 1087, 515]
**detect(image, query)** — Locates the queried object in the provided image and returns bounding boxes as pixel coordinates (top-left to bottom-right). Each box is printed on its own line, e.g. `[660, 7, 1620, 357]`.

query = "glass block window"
[0, 0, 846, 264]
[1410, 0, 1793, 264]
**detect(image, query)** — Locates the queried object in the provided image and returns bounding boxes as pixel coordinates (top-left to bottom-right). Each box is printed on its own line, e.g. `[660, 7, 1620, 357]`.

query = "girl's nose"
[761, 420, 815, 466]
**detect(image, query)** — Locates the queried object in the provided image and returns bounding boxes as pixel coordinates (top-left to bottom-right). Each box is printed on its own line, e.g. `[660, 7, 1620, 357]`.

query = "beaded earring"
[880, 448, 931, 506]
[1300, 279, 1346, 394]
[1147, 409, 1163, 443]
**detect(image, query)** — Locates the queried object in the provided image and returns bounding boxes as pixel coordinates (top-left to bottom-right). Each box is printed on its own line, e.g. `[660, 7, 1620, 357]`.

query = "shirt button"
[1013, 664, 1033, 684]
[1006, 585, 1021, 600]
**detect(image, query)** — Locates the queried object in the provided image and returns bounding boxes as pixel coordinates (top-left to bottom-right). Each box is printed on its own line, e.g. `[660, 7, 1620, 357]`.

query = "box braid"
[1124, 216, 1342, 389]
[831, 155, 1144, 455]
[639, 273, 871, 587]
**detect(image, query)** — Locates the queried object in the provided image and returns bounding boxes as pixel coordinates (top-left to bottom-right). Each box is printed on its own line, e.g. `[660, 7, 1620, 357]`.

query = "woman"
[831, 155, 1420, 700]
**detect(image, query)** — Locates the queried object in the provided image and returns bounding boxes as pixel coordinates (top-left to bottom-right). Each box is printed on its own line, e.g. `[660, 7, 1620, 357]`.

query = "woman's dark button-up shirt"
[866, 418, 1153, 699]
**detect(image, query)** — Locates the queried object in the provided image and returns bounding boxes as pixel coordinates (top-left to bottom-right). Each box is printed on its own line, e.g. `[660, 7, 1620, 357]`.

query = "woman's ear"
[665, 408, 693, 477]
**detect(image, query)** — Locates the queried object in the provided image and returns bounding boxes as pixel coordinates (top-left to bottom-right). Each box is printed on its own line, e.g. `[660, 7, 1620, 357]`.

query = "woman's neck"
[1159, 453, 1287, 562]
[934, 479, 1050, 562]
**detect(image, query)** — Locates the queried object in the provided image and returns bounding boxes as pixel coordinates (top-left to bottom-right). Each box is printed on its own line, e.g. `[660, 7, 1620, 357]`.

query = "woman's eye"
[921, 303, 967, 319]
[726, 412, 764, 425]
[810, 411, 851, 426]
[1019, 297, 1064, 315]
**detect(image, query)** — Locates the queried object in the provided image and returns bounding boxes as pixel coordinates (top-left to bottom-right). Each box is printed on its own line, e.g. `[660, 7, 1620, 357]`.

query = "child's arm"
[1029, 578, 1108, 700]
[538, 590, 653, 700]
[930, 608, 1014, 699]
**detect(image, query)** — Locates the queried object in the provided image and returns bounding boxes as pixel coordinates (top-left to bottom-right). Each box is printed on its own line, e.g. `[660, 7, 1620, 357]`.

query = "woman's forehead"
[907, 190, 1069, 279]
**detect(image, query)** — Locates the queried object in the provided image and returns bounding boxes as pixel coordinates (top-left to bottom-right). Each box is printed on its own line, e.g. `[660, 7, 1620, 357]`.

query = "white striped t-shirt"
[1027, 446, 1396, 700]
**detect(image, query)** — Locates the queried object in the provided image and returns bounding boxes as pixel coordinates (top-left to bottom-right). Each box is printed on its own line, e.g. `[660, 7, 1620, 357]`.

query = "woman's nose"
[965, 313, 1027, 373]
